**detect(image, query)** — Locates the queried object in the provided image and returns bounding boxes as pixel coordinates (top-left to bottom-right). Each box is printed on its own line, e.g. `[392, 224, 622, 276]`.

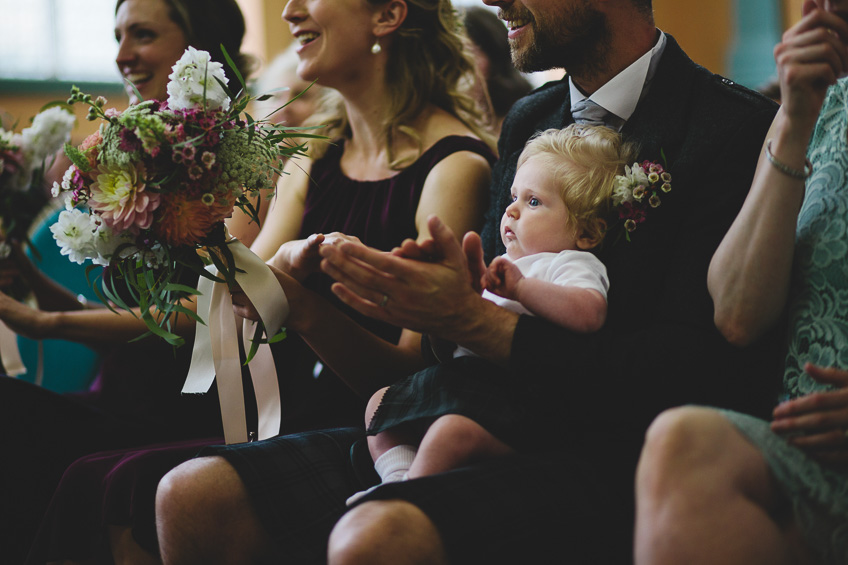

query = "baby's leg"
[347, 388, 419, 506]
[365, 387, 418, 462]
[407, 414, 514, 479]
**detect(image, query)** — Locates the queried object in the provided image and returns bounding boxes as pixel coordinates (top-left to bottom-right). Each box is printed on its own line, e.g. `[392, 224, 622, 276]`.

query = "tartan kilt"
[200, 427, 373, 564]
[367, 356, 542, 449]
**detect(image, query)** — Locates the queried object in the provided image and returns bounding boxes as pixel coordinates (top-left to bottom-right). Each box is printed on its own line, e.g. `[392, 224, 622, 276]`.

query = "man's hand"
[319, 216, 488, 340]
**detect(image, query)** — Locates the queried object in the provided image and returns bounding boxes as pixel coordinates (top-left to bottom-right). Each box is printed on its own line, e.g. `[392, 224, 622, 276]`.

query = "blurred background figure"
[462, 6, 532, 135]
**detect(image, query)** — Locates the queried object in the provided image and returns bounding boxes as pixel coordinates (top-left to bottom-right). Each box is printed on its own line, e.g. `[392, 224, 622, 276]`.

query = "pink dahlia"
[89, 162, 160, 232]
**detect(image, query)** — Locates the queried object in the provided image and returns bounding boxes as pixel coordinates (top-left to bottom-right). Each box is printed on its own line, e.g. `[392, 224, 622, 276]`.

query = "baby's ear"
[575, 218, 606, 250]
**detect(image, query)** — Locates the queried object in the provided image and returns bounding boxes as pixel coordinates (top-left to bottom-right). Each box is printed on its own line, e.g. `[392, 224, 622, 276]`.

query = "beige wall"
[0, 0, 295, 144]
[653, 0, 732, 75]
[2, 0, 793, 143]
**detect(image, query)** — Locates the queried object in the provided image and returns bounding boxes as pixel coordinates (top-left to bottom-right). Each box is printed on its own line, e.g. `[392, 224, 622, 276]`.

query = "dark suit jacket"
[481, 35, 782, 438]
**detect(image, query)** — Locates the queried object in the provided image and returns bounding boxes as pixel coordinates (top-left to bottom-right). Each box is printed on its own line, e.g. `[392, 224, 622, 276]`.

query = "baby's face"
[501, 156, 578, 260]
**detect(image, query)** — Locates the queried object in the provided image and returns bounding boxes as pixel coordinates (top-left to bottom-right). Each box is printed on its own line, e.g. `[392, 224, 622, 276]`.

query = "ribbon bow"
[183, 239, 288, 444]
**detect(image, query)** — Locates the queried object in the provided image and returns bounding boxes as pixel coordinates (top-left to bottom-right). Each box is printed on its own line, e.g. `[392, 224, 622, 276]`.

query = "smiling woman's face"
[115, 0, 189, 104]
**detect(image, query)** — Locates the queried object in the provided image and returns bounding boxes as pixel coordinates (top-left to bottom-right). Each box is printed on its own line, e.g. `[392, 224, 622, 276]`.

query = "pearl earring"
[371, 39, 381, 54]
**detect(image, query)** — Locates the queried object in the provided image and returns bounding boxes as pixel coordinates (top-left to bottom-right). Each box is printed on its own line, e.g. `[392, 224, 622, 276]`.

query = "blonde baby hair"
[517, 124, 635, 245]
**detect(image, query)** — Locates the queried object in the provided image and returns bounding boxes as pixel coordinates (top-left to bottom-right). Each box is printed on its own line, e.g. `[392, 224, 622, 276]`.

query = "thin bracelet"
[765, 140, 812, 180]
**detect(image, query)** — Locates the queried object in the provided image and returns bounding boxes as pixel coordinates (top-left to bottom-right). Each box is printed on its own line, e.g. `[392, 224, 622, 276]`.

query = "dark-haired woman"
[0, 0, 256, 562]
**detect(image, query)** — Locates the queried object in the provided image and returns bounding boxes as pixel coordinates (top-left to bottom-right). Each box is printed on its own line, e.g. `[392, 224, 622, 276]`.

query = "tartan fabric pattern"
[366, 356, 528, 448]
[201, 428, 366, 563]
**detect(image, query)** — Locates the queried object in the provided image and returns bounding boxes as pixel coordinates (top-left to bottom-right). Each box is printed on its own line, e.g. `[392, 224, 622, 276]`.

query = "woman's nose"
[115, 37, 134, 68]
[283, 0, 305, 23]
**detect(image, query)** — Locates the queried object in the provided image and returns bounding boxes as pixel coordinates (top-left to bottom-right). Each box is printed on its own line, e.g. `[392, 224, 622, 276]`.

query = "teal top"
[784, 78, 848, 398]
[722, 79, 848, 564]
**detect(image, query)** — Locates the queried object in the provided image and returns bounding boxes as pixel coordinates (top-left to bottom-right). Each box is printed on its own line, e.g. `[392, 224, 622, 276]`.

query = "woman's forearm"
[708, 110, 809, 346]
[294, 288, 427, 398]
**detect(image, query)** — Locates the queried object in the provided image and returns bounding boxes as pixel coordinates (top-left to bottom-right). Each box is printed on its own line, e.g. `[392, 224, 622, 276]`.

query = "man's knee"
[328, 500, 448, 565]
[158, 456, 230, 519]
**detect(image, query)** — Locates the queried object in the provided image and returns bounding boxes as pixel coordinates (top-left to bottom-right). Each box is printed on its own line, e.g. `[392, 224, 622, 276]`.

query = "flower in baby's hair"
[167, 46, 230, 111]
[612, 159, 671, 239]
[89, 162, 161, 232]
[50, 208, 96, 264]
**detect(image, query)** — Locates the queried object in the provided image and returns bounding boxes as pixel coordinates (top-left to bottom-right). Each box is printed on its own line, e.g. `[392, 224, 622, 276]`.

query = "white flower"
[141, 243, 168, 269]
[50, 208, 96, 264]
[22, 107, 75, 162]
[167, 47, 231, 111]
[90, 217, 134, 266]
[629, 163, 649, 187]
[612, 175, 634, 206]
[0, 131, 33, 191]
[60, 165, 76, 191]
[51, 182, 61, 197]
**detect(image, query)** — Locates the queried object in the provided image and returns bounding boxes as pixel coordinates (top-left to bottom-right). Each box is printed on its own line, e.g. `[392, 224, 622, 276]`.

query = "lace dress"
[721, 79, 848, 564]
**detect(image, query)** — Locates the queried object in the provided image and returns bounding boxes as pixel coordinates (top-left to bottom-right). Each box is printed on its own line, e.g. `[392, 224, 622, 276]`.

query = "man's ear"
[373, 0, 408, 37]
[575, 218, 606, 250]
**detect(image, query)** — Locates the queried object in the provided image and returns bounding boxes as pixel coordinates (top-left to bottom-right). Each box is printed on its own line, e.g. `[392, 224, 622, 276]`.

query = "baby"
[349, 124, 634, 504]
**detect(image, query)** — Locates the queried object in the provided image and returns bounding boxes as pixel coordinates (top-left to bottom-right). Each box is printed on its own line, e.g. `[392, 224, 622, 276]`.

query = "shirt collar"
[569, 31, 667, 122]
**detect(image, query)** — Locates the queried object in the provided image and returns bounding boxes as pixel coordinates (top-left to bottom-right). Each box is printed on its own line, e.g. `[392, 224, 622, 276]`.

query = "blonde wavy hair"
[518, 125, 636, 245]
[308, 0, 495, 166]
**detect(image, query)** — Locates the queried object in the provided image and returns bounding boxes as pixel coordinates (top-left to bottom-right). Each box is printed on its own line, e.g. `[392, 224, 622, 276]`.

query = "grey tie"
[571, 99, 624, 131]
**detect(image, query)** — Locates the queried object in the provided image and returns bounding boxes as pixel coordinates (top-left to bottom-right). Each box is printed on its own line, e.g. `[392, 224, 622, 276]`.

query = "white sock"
[373, 444, 417, 483]
[346, 445, 417, 507]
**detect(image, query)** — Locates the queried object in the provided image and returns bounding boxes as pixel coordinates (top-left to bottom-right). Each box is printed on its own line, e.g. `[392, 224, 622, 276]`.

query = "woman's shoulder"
[417, 107, 496, 161]
[419, 135, 496, 166]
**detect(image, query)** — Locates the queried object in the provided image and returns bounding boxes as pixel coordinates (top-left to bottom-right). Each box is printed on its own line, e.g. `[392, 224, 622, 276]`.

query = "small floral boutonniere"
[611, 159, 672, 240]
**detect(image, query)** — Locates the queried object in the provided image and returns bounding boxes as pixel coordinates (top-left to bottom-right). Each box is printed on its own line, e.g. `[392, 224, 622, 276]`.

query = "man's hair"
[517, 125, 636, 244]
[631, 0, 653, 18]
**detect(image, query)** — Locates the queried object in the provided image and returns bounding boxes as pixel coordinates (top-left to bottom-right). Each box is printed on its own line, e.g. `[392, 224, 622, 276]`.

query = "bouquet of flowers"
[51, 46, 316, 347]
[0, 106, 75, 248]
[612, 159, 672, 239]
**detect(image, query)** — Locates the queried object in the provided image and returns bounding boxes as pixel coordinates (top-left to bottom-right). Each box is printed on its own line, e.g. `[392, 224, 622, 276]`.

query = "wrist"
[511, 276, 527, 304]
[770, 111, 815, 171]
[442, 294, 516, 364]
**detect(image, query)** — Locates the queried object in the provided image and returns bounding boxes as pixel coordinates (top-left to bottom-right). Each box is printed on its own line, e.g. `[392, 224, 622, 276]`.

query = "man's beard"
[506, 2, 609, 78]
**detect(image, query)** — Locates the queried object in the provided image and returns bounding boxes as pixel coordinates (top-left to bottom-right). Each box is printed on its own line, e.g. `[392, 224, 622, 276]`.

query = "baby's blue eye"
[529, 197, 540, 206]
[510, 194, 517, 202]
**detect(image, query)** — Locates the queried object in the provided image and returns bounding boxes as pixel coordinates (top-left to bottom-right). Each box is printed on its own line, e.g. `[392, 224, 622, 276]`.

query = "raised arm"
[246, 157, 312, 261]
[708, 6, 848, 347]
[485, 255, 606, 333]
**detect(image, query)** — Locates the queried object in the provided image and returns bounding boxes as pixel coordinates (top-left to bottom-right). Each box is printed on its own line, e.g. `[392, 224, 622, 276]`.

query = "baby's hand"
[484, 256, 524, 301]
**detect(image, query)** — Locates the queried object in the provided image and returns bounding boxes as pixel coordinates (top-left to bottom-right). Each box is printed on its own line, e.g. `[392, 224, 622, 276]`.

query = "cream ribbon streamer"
[0, 320, 26, 377]
[183, 240, 288, 444]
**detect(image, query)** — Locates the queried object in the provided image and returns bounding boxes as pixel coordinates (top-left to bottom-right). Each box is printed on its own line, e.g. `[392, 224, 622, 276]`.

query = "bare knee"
[328, 500, 448, 565]
[157, 456, 269, 564]
[639, 407, 730, 486]
[428, 414, 510, 456]
[157, 456, 234, 526]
